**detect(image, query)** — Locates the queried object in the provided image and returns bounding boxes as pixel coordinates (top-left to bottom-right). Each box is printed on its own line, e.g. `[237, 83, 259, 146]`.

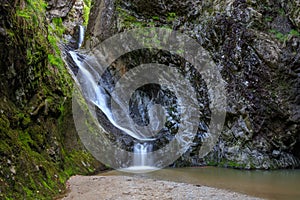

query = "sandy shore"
[61, 175, 264, 200]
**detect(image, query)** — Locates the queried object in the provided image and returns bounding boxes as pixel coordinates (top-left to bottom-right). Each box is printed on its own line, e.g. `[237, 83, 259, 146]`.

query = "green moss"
[18, 131, 33, 145]
[278, 8, 285, 16]
[16, 0, 47, 25]
[226, 161, 247, 168]
[52, 18, 65, 37]
[167, 12, 177, 23]
[152, 16, 160, 20]
[47, 17, 67, 72]
[83, 0, 92, 26]
[264, 16, 273, 22]
[0, 0, 100, 199]
[206, 160, 218, 166]
[16, 10, 31, 19]
[0, 140, 12, 155]
[83, 7, 90, 27]
[23, 187, 34, 197]
[289, 29, 300, 36]
[269, 28, 299, 42]
[48, 54, 64, 68]
[17, 113, 31, 127]
[275, 32, 287, 41]
[116, 6, 152, 29]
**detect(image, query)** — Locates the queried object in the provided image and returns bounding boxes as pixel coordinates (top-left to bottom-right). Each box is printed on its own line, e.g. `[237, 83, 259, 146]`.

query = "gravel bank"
[61, 175, 264, 200]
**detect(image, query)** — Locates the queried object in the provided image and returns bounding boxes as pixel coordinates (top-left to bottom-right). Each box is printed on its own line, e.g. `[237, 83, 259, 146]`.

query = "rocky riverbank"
[61, 175, 263, 200]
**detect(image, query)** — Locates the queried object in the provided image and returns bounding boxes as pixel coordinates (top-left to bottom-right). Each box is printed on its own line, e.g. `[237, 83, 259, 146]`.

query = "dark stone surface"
[86, 0, 300, 169]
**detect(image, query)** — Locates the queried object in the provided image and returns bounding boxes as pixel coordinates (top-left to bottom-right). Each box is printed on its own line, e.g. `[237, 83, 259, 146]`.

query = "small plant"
[264, 16, 273, 22]
[168, 12, 177, 18]
[16, 10, 31, 19]
[152, 16, 160, 21]
[167, 12, 177, 22]
[269, 29, 300, 42]
[117, 7, 151, 29]
[289, 29, 300, 36]
[275, 32, 287, 41]
[278, 8, 285, 16]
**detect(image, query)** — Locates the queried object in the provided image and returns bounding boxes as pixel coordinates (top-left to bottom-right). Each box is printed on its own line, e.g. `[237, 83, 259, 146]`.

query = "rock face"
[0, 0, 101, 199]
[86, 0, 300, 169]
[46, 0, 76, 18]
[86, 0, 117, 48]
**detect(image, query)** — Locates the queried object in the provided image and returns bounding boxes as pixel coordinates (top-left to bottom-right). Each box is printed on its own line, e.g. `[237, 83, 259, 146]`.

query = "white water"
[68, 47, 197, 172]
[133, 143, 152, 166]
[117, 143, 158, 173]
[69, 51, 159, 171]
[69, 51, 156, 141]
[78, 25, 84, 48]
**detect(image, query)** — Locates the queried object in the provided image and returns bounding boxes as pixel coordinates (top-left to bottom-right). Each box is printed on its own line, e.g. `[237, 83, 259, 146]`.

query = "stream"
[100, 167, 300, 200]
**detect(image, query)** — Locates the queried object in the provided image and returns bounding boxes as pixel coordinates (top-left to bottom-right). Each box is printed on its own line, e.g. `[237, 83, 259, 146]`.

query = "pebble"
[61, 175, 265, 200]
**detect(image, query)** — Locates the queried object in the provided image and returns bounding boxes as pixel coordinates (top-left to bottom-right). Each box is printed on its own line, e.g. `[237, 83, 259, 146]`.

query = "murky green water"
[101, 167, 300, 200]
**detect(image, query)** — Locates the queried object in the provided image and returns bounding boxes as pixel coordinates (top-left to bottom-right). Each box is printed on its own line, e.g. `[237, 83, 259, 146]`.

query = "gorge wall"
[0, 0, 102, 199]
[85, 0, 300, 169]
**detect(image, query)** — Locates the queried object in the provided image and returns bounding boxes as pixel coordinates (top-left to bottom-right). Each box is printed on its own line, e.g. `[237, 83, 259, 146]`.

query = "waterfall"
[77, 25, 84, 48]
[69, 51, 161, 172]
[67, 46, 203, 172]
[133, 143, 153, 166]
[69, 51, 157, 142]
[66, 26, 209, 172]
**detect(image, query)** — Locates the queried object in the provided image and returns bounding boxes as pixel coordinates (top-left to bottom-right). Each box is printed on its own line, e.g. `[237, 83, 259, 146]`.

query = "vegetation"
[83, 0, 92, 26]
[166, 12, 177, 23]
[116, 7, 178, 31]
[116, 6, 147, 29]
[0, 0, 100, 199]
[269, 29, 300, 42]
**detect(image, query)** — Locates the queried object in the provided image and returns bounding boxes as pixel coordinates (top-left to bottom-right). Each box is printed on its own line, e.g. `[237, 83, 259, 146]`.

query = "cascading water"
[66, 29, 212, 172]
[133, 143, 153, 167]
[77, 25, 84, 48]
[68, 50, 167, 172]
[69, 51, 158, 142]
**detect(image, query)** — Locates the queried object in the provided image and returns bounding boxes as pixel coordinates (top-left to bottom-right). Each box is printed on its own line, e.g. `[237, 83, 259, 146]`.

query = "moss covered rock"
[0, 0, 103, 199]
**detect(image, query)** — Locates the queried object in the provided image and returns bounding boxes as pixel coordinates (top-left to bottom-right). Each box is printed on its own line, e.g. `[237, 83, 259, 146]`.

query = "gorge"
[0, 0, 299, 199]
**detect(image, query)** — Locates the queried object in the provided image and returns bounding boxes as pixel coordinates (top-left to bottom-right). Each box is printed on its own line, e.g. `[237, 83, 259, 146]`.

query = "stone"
[46, 0, 76, 18]
[85, 0, 300, 169]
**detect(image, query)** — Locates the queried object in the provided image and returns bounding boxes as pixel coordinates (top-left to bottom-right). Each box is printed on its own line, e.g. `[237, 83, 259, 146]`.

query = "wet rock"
[86, 0, 300, 169]
[63, 0, 85, 35]
[271, 16, 292, 34]
[46, 0, 76, 18]
[86, 0, 117, 48]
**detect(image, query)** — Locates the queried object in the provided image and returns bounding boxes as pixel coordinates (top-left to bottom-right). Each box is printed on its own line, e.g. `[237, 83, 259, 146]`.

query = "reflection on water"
[101, 167, 300, 200]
